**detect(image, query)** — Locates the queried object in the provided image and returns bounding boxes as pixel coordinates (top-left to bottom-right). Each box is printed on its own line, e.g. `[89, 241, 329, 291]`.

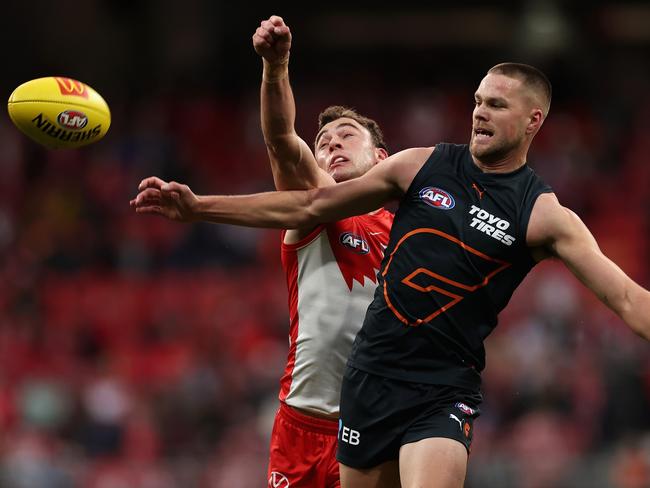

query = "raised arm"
[527, 193, 650, 340]
[253, 15, 332, 190]
[132, 147, 431, 229]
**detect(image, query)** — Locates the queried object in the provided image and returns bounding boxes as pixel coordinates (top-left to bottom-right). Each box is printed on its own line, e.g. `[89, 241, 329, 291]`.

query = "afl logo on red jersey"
[340, 232, 370, 254]
[420, 187, 455, 210]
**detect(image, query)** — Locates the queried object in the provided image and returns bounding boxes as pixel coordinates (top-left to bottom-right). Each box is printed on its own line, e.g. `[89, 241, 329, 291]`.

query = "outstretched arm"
[528, 193, 650, 340]
[253, 15, 332, 190]
[131, 147, 431, 229]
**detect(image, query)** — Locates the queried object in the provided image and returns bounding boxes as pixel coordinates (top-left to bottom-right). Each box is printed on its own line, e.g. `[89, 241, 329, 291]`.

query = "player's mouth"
[329, 155, 349, 170]
[473, 127, 494, 142]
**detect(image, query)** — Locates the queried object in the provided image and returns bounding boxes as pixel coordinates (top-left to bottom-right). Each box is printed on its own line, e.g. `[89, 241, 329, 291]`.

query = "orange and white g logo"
[54, 77, 88, 99]
[382, 228, 511, 326]
[268, 472, 289, 488]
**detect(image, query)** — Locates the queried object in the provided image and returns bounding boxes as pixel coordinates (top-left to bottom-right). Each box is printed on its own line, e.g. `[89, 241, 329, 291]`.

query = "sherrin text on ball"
[7, 77, 111, 149]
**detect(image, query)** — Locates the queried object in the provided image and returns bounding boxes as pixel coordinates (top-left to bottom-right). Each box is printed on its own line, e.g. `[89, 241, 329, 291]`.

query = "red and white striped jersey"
[279, 209, 393, 416]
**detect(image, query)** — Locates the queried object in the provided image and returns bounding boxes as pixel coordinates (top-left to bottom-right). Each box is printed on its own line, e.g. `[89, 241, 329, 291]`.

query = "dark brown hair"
[315, 105, 388, 151]
[488, 62, 552, 116]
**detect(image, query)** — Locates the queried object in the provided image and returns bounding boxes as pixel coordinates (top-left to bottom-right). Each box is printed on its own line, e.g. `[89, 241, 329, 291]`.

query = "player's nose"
[473, 104, 489, 121]
[328, 136, 343, 150]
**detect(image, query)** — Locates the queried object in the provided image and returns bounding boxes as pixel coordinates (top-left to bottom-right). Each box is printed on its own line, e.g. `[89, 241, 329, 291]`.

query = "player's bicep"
[378, 146, 435, 193]
[552, 210, 603, 279]
[546, 205, 632, 312]
[309, 147, 431, 222]
[309, 168, 396, 222]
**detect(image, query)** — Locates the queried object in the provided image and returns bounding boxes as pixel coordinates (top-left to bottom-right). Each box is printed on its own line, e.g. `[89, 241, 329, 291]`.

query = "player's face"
[470, 73, 532, 163]
[315, 118, 381, 182]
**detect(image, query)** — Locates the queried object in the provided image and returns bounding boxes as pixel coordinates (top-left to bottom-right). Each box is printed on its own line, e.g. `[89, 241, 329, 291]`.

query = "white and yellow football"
[7, 77, 111, 149]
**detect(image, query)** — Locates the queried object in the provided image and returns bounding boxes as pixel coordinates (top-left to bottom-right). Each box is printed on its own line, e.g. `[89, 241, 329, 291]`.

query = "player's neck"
[472, 141, 533, 174]
[472, 157, 526, 174]
[472, 147, 529, 174]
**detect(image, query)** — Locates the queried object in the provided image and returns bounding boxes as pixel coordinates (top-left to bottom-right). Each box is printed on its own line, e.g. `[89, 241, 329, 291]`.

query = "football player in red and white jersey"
[253, 15, 393, 488]
[133, 15, 394, 488]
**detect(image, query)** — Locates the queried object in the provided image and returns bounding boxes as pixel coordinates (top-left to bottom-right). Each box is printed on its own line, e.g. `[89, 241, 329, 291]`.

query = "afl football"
[7, 76, 110, 149]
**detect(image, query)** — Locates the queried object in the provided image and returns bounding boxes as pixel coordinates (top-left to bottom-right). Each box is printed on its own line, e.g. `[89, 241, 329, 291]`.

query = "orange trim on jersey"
[384, 281, 463, 325]
[382, 227, 511, 326]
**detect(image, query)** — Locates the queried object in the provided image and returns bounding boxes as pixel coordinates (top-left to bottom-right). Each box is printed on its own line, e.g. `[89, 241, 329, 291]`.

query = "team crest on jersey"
[339, 232, 370, 254]
[419, 187, 455, 210]
[455, 402, 476, 415]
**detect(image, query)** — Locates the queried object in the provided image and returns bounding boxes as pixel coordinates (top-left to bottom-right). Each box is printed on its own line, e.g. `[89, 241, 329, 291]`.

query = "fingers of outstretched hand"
[137, 176, 167, 191]
[134, 205, 163, 215]
[133, 187, 162, 207]
[161, 181, 186, 196]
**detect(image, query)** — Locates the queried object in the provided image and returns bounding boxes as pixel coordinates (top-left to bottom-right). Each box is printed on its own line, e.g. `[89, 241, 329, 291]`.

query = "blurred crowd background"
[1, 1, 649, 487]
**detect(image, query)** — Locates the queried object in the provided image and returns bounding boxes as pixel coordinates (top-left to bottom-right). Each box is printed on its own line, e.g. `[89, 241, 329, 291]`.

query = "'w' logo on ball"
[54, 77, 88, 99]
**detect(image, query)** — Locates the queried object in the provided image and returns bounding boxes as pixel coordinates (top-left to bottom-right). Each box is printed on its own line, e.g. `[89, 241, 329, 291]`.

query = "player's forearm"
[617, 284, 650, 341]
[261, 58, 313, 189]
[193, 189, 314, 229]
[192, 161, 396, 229]
[192, 179, 388, 230]
[261, 58, 295, 145]
[261, 58, 326, 192]
[575, 258, 650, 341]
[555, 211, 650, 342]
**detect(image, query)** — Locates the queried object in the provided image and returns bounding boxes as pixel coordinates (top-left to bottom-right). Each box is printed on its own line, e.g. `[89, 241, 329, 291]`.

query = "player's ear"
[526, 108, 544, 135]
[375, 147, 389, 162]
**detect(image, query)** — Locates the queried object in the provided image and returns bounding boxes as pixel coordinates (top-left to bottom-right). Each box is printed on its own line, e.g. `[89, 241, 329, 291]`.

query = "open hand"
[130, 176, 199, 222]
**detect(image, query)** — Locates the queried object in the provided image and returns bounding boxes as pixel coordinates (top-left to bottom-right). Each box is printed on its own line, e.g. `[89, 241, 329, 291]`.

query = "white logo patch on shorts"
[449, 413, 463, 431]
[269, 471, 290, 487]
[455, 402, 476, 415]
[339, 419, 361, 445]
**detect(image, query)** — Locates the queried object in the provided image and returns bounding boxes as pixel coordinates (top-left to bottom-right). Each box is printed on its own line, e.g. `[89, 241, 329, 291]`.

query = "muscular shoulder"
[381, 146, 435, 193]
